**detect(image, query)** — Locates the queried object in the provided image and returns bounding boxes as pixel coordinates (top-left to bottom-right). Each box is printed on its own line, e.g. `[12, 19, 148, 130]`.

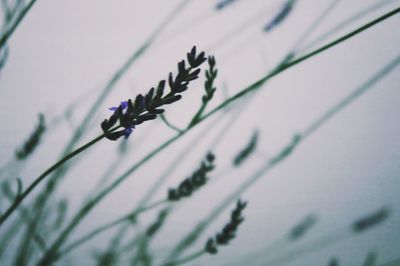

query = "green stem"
[23, 0, 191, 256]
[0, 0, 37, 49]
[0, 133, 105, 226]
[199, 6, 400, 123]
[29, 0, 192, 227]
[160, 114, 183, 133]
[163, 250, 206, 266]
[37, 8, 400, 263]
[60, 200, 166, 257]
[188, 101, 208, 128]
[263, 230, 350, 266]
[39, 133, 185, 265]
[2, 189, 47, 251]
[166, 53, 400, 262]
[379, 257, 400, 266]
[297, 0, 397, 54]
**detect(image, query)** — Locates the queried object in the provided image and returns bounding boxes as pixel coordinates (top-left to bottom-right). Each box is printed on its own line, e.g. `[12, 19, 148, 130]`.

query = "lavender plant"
[0, 45, 208, 227]
[1, 2, 399, 266]
[205, 199, 247, 255]
[15, 114, 46, 160]
[168, 152, 215, 201]
[0, 0, 37, 71]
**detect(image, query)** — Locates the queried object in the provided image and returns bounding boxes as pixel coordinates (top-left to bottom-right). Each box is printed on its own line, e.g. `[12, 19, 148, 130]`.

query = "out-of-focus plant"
[0, 2, 399, 266]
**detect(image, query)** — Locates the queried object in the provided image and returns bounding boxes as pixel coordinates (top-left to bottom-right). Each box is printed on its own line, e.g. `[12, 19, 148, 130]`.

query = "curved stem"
[60, 199, 166, 257]
[188, 101, 208, 128]
[29, 0, 193, 231]
[160, 114, 183, 133]
[0, 133, 105, 226]
[38, 8, 400, 263]
[199, 6, 400, 123]
[39, 133, 185, 265]
[297, 0, 397, 54]
[166, 53, 400, 262]
[163, 250, 206, 266]
[0, 0, 38, 49]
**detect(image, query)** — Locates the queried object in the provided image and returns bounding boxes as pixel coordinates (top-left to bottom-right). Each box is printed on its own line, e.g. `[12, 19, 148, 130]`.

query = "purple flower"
[123, 127, 134, 139]
[109, 101, 129, 111]
[104, 101, 135, 140]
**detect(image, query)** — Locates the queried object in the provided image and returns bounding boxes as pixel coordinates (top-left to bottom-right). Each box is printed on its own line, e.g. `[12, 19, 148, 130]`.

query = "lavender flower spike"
[101, 46, 207, 141]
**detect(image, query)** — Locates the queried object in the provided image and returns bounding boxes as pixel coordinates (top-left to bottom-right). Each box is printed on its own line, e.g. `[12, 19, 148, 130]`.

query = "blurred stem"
[0, 132, 106, 226]
[119, 109, 242, 256]
[39, 133, 185, 265]
[297, 0, 398, 54]
[26, 1, 193, 253]
[59, 199, 166, 258]
[0, 218, 22, 258]
[188, 100, 208, 128]
[261, 229, 349, 266]
[199, 6, 400, 122]
[36, 9, 400, 263]
[165, 54, 400, 261]
[160, 114, 183, 133]
[0, 0, 37, 49]
[379, 257, 400, 266]
[163, 250, 206, 266]
[30, 0, 192, 228]
[2, 189, 47, 251]
[291, 0, 342, 51]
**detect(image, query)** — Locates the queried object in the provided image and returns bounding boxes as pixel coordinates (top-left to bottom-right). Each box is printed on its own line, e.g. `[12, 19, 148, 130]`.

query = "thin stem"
[119, 109, 242, 255]
[188, 101, 207, 128]
[0, 133, 105, 226]
[37, 9, 400, 263]
[290, 0, 342, 51]
[206, 3, 275, 51]
[379, 257, 400, 266]
[132, 114, 223, 210]
[0, 217, 22, 258]
[60, 200, 166, 257]
[0, 45, 9, 69]
[297, 0, 397, 54]
[23, 0, 191, 258]
[261, 229, 350, 266]
[163, 250, 206, 266]
[25, 1, 192, 250]
[0, 0, 37, 49]
[30, 0, 192, 226]
[39, 133, 185, 265]
[2, 189, 47, 251]
[160, 114, 183, 133]
[199, 6, 400, 123]
[165, 54, 400, 261]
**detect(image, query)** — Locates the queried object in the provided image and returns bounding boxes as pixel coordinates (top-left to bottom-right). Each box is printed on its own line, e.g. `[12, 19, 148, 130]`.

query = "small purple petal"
[120, 101, 129, 109]
[123, 127, 133, 139]
[109, 101, 129, 111]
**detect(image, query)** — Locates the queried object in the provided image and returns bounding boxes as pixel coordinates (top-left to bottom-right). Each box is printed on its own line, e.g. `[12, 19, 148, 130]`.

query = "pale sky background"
[0, 0, 400, 265]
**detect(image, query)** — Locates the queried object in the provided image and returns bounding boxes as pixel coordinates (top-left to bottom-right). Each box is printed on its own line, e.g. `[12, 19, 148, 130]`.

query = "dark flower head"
[168, 152, 215, 201]
[205, 199, 247, 254]
[101, 46, 208, 141]
[352, 207, 390, 233]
